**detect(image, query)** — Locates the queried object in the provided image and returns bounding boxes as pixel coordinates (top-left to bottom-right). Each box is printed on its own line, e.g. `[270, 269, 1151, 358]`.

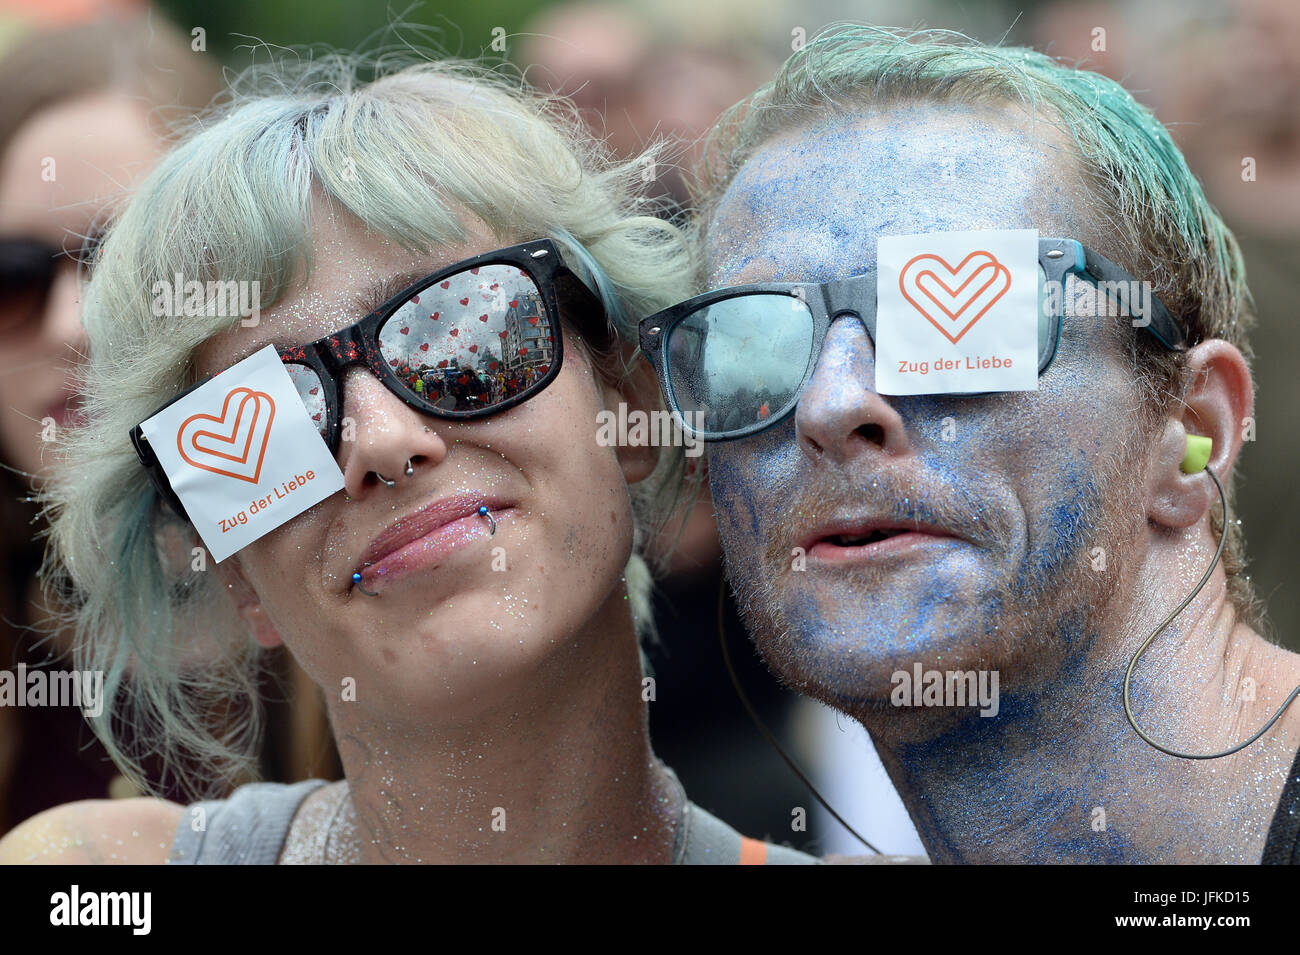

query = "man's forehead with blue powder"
[704, 103, 1099, 290]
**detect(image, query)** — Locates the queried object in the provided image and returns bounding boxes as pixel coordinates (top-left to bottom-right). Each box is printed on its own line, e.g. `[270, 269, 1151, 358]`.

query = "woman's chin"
[335, 620, 567, 716]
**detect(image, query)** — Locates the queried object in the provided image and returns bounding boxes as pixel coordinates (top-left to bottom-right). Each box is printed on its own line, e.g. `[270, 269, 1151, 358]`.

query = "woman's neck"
[323, 593, 680, 863]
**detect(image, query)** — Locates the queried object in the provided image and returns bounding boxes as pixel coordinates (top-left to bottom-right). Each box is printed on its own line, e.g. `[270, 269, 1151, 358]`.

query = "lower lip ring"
[807, 531, 955, 563]
[359, 506, 513, 585]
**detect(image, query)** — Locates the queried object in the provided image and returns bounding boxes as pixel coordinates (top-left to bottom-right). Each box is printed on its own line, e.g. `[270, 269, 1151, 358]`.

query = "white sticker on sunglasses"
[139, 345, 345, 562]
[875, 229, 1038, 395]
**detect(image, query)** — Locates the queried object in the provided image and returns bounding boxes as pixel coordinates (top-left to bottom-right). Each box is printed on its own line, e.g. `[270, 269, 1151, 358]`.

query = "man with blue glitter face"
[638, 26, 1300, 863]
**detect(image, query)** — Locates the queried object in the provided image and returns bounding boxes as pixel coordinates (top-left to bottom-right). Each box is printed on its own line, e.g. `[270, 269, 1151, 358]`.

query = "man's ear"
[1147, 340, 1253, 529]
[215, 557, 283, 649]
[597, 345, 660, 486]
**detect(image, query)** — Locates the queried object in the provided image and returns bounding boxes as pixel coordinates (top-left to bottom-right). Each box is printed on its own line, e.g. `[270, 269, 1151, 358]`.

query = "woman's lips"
[357, 504, 513, 587]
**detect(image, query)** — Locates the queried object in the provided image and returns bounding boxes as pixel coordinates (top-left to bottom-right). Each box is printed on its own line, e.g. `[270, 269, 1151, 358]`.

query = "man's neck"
[324, 599, 680, 864]
[862, 543, 1300, 864]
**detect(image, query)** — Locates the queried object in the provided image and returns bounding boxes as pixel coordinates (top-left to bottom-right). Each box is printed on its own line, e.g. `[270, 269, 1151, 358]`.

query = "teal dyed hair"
[695, 24, 1258, 623]
[43, 53, 694, 799]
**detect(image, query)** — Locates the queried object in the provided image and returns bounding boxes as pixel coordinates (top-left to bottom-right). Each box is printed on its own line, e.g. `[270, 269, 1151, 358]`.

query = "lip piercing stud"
[374, 473, 396, 488]
[478, 505, 496, 536]
[351, 571, 379, 597]
[404, 460, 414, 477]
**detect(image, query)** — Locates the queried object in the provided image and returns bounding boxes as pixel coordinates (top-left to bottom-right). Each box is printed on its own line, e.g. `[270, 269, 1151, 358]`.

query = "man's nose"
[794, 314, 912, 465]
[335, 367, 449, 497]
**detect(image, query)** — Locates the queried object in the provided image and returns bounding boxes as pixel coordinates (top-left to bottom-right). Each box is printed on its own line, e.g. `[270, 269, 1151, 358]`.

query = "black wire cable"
[716, 582, 883, 854]
[1123, 465, 1300, 759]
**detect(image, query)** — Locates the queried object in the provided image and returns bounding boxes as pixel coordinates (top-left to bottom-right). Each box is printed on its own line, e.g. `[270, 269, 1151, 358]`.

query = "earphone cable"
[717, 582, 883, 854]
[1123, 466, 1300, 759]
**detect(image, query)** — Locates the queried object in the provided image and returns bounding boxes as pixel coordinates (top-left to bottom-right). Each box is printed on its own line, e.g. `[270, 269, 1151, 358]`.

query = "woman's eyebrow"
[354, 268, 432, 317]
[227, 266, 442, 366]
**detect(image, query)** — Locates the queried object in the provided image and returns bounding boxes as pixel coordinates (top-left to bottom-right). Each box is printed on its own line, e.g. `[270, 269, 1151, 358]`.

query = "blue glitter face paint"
[708, 104, 1123, 688]
[702, 103, 1215, 861]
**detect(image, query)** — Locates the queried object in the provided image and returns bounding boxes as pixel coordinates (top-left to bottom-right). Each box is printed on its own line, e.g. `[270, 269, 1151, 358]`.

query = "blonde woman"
[0, 57, 814, 865]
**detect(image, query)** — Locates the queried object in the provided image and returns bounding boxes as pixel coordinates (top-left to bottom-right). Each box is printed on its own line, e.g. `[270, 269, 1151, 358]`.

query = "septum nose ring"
[374, 460, 414, 488]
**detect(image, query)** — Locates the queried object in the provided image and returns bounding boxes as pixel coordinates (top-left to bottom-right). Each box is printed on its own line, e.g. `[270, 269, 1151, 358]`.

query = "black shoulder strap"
[1262, 745, 1300, 864]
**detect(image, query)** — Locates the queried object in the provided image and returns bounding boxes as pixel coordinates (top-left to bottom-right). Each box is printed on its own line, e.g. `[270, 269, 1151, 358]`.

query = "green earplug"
[1180, 434, 1213, 474]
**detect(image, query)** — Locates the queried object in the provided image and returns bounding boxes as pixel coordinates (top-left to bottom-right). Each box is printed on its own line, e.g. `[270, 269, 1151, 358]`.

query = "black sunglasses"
[132, 238, 608, 519]
[0, 234, 101, 334]
[637, 237, 1190, 442]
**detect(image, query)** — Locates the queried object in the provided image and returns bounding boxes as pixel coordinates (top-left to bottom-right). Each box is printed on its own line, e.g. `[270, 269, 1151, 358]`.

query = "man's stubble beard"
[720, 440, 1148, 730]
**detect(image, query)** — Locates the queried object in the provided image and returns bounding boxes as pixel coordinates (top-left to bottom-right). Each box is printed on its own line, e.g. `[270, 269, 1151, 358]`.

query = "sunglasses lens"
[665, 293, 814, 437]
[377, 263, 554, 413]
[0, 240, 57, 334]
[284, 363, 328, 437]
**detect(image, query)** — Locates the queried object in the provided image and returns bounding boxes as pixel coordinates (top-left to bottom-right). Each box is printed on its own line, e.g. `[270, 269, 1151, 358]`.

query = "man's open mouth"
[802, 520, 959, 562]
[823, 528, 905, 547]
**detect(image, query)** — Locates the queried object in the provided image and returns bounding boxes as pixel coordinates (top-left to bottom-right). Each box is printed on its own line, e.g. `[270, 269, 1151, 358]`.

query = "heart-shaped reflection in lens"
[378, 263, 556, 413]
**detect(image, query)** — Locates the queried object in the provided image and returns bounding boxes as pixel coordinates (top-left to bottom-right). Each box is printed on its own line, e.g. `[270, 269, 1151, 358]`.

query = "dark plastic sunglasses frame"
[131, 237, 607, 520]
[637, 237, 1190, 442]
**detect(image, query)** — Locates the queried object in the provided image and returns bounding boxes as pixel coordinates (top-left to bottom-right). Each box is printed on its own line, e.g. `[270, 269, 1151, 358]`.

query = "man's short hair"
[693, 25, 1260, 626]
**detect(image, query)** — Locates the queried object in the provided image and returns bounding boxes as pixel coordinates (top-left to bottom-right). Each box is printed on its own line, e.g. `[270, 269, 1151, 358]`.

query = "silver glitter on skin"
[703, 103, 1300, 863]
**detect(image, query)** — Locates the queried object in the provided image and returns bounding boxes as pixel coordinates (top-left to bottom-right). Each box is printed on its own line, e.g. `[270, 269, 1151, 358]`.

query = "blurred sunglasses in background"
[0, 234, 100, 334]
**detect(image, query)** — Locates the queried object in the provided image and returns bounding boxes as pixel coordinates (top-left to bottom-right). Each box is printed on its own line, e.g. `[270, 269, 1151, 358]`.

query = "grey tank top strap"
[168, 779, 327, 865]
[675, 801, 818, 865]
[167, 779, 817, 864]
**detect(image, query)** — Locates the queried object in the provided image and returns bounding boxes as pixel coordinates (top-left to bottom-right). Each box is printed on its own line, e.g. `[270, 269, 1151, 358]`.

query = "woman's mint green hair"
[694, 23, 1260, 626]
[44, 53, 694, 799]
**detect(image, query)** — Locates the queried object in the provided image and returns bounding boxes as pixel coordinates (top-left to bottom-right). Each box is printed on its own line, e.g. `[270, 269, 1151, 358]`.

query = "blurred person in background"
[0, 8, 338, 836]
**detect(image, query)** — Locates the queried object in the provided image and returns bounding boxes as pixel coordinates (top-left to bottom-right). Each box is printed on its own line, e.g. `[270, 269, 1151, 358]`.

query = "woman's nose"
[334, 367, 449, 498]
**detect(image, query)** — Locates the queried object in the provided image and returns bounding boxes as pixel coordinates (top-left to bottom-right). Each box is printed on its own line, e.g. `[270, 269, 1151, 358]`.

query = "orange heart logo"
[177, 387, 276, 484]
[899, 250, 1011, 344]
